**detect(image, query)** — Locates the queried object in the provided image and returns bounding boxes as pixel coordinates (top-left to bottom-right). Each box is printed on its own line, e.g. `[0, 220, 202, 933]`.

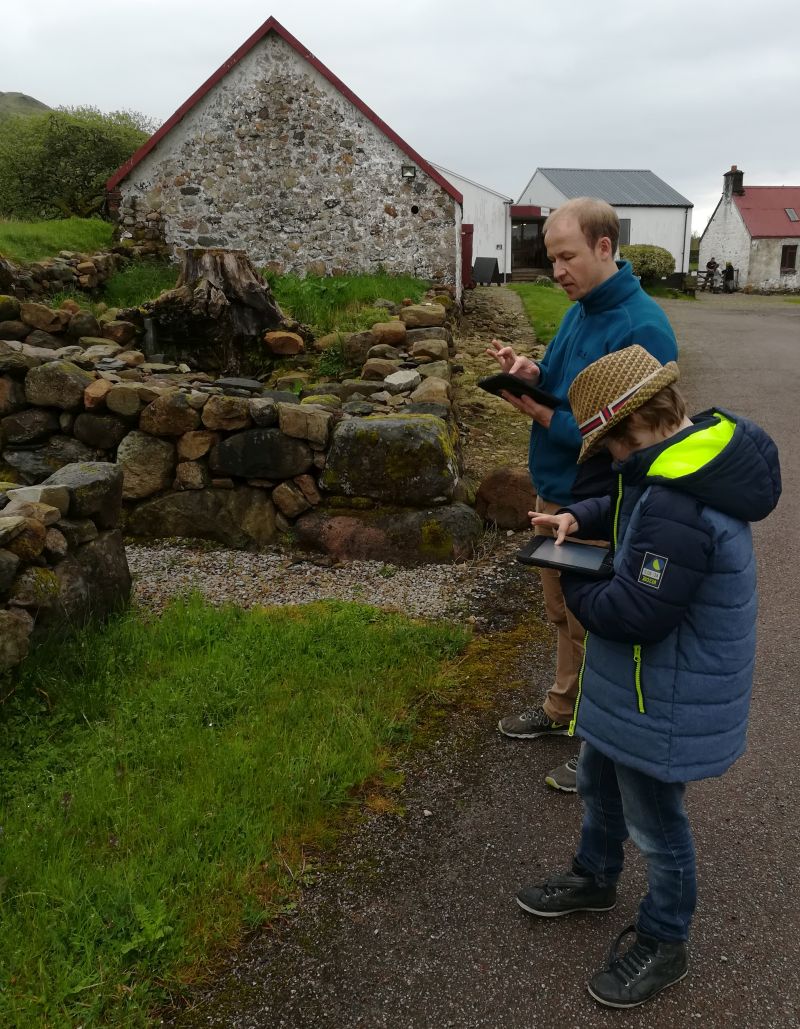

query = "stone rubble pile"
[0, 248, 161, 301]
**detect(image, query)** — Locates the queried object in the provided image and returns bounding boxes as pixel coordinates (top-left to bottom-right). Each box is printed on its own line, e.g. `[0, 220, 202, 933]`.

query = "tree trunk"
[137, 248, 299, 376]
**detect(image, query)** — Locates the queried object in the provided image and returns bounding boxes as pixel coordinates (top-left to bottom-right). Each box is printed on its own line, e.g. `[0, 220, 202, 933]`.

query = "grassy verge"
[0, 596, 468, 1027]
[506, 282, 571, 343]
[644, 284, 696, 301]
[267, 272, 430, 334]
[0, 217, 114, 262]
[50, 260, 178, 313]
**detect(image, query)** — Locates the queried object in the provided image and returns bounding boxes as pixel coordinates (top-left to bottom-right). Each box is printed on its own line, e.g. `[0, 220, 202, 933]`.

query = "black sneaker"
[517, 869, 617, 918]
[498, 705, 570, 739]
[587, 925, 689, 1008]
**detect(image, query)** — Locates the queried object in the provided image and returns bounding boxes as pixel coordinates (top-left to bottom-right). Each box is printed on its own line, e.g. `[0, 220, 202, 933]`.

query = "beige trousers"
[534, 495, 605, 725]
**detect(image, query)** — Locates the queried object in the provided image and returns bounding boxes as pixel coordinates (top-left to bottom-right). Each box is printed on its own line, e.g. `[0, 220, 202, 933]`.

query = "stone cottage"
[699, 166, 800, 292]
[106, 17, 464, 292]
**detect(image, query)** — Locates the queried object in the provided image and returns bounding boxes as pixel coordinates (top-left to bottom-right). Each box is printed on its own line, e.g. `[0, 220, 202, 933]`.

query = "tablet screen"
[534, 538, 610, 571]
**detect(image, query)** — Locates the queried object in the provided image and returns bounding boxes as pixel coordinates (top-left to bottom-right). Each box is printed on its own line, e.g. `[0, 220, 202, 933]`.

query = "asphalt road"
[170, 293, 800, 1029]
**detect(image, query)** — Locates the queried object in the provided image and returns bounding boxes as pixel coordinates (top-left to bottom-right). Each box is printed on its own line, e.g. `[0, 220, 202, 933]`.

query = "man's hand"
[485, 338, 539, 381]
[500, 391, 554, 428]
[530, 511, 579, 544]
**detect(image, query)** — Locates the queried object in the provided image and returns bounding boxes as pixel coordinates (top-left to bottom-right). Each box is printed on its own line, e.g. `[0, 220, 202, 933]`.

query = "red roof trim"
[106, 16, 462, 205]
[510, 205, 543, 218]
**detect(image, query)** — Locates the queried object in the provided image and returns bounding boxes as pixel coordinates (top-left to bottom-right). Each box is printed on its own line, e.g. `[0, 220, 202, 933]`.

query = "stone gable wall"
[115, 33, 460, 286]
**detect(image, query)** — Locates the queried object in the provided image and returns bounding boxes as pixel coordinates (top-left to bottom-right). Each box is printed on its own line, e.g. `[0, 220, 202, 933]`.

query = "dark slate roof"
[539, 168, 692, 207]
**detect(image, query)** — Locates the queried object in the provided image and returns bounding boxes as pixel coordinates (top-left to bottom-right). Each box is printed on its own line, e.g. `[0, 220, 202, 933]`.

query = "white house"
[516, 168, 694, 273]
[432, 164, 512, 281]
[699, 166, 800, 292]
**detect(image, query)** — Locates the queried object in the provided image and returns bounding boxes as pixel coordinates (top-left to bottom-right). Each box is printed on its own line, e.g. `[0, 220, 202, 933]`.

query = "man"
[704, 256, 719, 291]
[487, 197, 678, 792]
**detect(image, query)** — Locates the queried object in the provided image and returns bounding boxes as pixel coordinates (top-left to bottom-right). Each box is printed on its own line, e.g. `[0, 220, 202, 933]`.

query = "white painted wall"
[748, 237, 800, 291]
[615, 205, 693, 272]
[516, 170, 566, 208]
[433, 165, 511, 276]
[699, 199, 751, 284]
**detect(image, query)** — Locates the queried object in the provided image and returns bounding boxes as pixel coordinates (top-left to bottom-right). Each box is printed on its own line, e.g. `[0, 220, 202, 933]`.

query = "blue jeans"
[575, 742, 697, 942]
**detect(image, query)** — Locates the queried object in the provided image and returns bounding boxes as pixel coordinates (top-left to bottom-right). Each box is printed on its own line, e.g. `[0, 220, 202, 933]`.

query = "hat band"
[577, 369, 662, 439]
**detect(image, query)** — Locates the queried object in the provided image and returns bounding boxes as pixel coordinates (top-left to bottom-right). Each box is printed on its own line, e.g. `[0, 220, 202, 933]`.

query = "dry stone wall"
[0, 248, 163, 302]
[0, 463, 131, 673]
[1, 289, 482, 568]
[114, 32, 459, 285]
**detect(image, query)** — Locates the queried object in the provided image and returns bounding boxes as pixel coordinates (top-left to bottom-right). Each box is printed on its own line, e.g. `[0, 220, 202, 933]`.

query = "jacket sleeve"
[560, 490, 712, 643]
[614, 317, 678, 365]
[561, 496, 612, 540]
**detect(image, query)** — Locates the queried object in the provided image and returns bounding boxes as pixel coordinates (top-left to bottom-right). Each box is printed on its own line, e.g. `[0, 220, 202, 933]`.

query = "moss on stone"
[419, 518, 454, 560]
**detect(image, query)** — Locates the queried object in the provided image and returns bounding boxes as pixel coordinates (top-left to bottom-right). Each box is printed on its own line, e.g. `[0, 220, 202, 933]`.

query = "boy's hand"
[485, 338, 540, 381]
[529, 511, 579, 544]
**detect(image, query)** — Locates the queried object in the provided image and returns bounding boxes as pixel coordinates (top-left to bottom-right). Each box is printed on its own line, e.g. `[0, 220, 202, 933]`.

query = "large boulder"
[1, 408, 60, 445]
[475, 467, 538, 530]
[24, 360, 95, 410]
[117, 431, 176, 499]
[321, 415, 459, 505]
[294, 502, 482, 565]
[72, 413, 129, 450]
[0, 608, 33, 671]
[41, 462, 124, 528]
[126, 487, 277, 548]
[139, 392, 201, 436]
[209, 428, 313, 480]
[0, 340, 39, 374]
[398, 303, 447, 329]
[201, 394, 252, 431]
[20, 302, 71, 334]
[38, 530, 131, 629]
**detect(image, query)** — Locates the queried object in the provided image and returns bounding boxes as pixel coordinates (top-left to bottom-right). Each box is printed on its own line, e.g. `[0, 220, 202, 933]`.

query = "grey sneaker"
[517, 869, 617, 918]
[545, 755, 579, 792]
[498, 705, 570, 739]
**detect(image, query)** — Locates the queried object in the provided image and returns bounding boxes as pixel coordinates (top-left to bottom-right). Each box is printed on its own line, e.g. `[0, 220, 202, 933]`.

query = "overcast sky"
[5, 0, 798, 231]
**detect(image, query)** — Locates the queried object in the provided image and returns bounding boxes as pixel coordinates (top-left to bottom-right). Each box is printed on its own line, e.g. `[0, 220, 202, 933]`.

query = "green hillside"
[0, 91, 51, 119]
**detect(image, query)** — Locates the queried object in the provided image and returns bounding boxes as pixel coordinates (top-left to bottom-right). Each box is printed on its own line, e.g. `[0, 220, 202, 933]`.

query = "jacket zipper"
[633, 644, 646, 713]
[612, 473, 623, 550]
[569, 631, 589, 735]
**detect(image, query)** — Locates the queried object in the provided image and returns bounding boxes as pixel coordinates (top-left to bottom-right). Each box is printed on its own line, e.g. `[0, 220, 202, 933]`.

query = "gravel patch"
[126, 532, 541, 630]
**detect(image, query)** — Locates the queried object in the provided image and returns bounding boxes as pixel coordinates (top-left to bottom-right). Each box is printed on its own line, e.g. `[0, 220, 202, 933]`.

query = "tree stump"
[132, 249, 305, 376]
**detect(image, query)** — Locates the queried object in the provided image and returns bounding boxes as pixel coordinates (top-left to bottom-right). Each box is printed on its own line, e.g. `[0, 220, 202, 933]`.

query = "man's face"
[544, 215, 612, 300]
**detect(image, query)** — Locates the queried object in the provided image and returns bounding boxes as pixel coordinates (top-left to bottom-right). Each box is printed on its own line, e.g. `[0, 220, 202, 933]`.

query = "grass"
[644, 284, 696, 301]
[0, 217, 114, 262]
[50, 260, 178, 313]
[507, 282, 572, 343]
[267, 272, 430, 334]
[0, 595, 468, 1027]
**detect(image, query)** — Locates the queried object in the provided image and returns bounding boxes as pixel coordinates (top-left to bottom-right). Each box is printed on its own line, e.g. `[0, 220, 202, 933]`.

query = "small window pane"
[619, 219, 631, 246]
[785, 208, 799, 222]
[780, 245, 798, 272]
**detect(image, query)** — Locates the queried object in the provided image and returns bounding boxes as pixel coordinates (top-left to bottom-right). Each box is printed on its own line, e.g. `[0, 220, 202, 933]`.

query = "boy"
[519, 345, 781, 1008]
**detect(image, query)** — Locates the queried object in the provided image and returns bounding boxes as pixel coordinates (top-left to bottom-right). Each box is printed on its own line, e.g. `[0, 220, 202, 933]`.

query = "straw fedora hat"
[569, 345, 680, 463]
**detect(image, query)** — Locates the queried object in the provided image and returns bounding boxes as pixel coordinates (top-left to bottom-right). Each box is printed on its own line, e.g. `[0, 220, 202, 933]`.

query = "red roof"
[106, 17, 462, 204]
[733, 186, 800, 238]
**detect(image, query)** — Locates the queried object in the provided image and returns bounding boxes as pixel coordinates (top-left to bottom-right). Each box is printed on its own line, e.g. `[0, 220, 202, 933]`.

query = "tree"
[619, 244, 675, 281]
[0, 106, 157, 220]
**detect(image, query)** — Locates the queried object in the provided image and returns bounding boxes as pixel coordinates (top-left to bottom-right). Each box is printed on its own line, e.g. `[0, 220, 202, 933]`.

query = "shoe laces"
[604, 925, 656, 987]
[520, 706, 550, 727]
[541, 872, 585, 898]
[565, 756, 579, 773]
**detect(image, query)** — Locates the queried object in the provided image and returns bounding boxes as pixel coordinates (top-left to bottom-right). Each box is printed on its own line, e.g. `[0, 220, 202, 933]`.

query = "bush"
[0, 107, 154, 220]
[619, 244, 676, 281]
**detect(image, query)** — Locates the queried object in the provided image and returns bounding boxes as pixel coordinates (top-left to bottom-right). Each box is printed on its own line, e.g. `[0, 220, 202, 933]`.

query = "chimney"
[723, 165, 745, 200]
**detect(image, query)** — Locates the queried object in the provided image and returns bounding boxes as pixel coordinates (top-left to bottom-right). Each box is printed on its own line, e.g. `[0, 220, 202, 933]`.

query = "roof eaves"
[431, 164, 512, 202]
[106, 17, 462, 206]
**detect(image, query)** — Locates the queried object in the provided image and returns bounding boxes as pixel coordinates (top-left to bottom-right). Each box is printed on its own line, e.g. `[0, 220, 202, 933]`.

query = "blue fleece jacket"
[530, 261, 678, 505]
[560, 410, 781, 782]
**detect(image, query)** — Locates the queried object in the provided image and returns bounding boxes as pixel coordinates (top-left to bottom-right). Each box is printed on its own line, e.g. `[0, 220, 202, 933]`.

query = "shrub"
[620, 244, 676, 281]
[0, 107, 154, 220]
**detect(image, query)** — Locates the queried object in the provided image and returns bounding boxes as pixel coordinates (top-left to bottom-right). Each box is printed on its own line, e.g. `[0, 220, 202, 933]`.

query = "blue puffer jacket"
[530, 261, 677, 506]
[561, 409, 781, 782]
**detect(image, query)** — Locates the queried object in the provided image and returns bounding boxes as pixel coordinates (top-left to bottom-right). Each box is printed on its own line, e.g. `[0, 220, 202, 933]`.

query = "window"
[785, 208, 799, 222]
[619, 218, 631, 246]
[780, 245, 798, 273]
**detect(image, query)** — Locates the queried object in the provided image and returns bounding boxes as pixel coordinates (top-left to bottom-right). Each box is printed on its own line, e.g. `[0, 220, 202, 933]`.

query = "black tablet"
[516, 536, 614, 579]
[477, 373, 560, 409]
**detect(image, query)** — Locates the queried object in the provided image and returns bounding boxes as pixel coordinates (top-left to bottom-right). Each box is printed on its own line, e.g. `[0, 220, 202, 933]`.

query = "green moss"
[419, 519, 454, 559]
[12, 566, 60, 604]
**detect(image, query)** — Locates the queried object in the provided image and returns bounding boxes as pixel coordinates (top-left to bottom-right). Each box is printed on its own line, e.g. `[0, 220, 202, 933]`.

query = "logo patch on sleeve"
[638, 552, 668, 589]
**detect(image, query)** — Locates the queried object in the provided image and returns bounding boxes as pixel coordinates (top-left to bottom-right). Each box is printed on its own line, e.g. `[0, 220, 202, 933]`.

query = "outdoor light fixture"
[401, 164, 416, 180]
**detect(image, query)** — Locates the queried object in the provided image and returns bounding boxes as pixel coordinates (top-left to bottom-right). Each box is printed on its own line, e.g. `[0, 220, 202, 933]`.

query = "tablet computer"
[516, 536, 614, 579]
[477, 373, 559, 409]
